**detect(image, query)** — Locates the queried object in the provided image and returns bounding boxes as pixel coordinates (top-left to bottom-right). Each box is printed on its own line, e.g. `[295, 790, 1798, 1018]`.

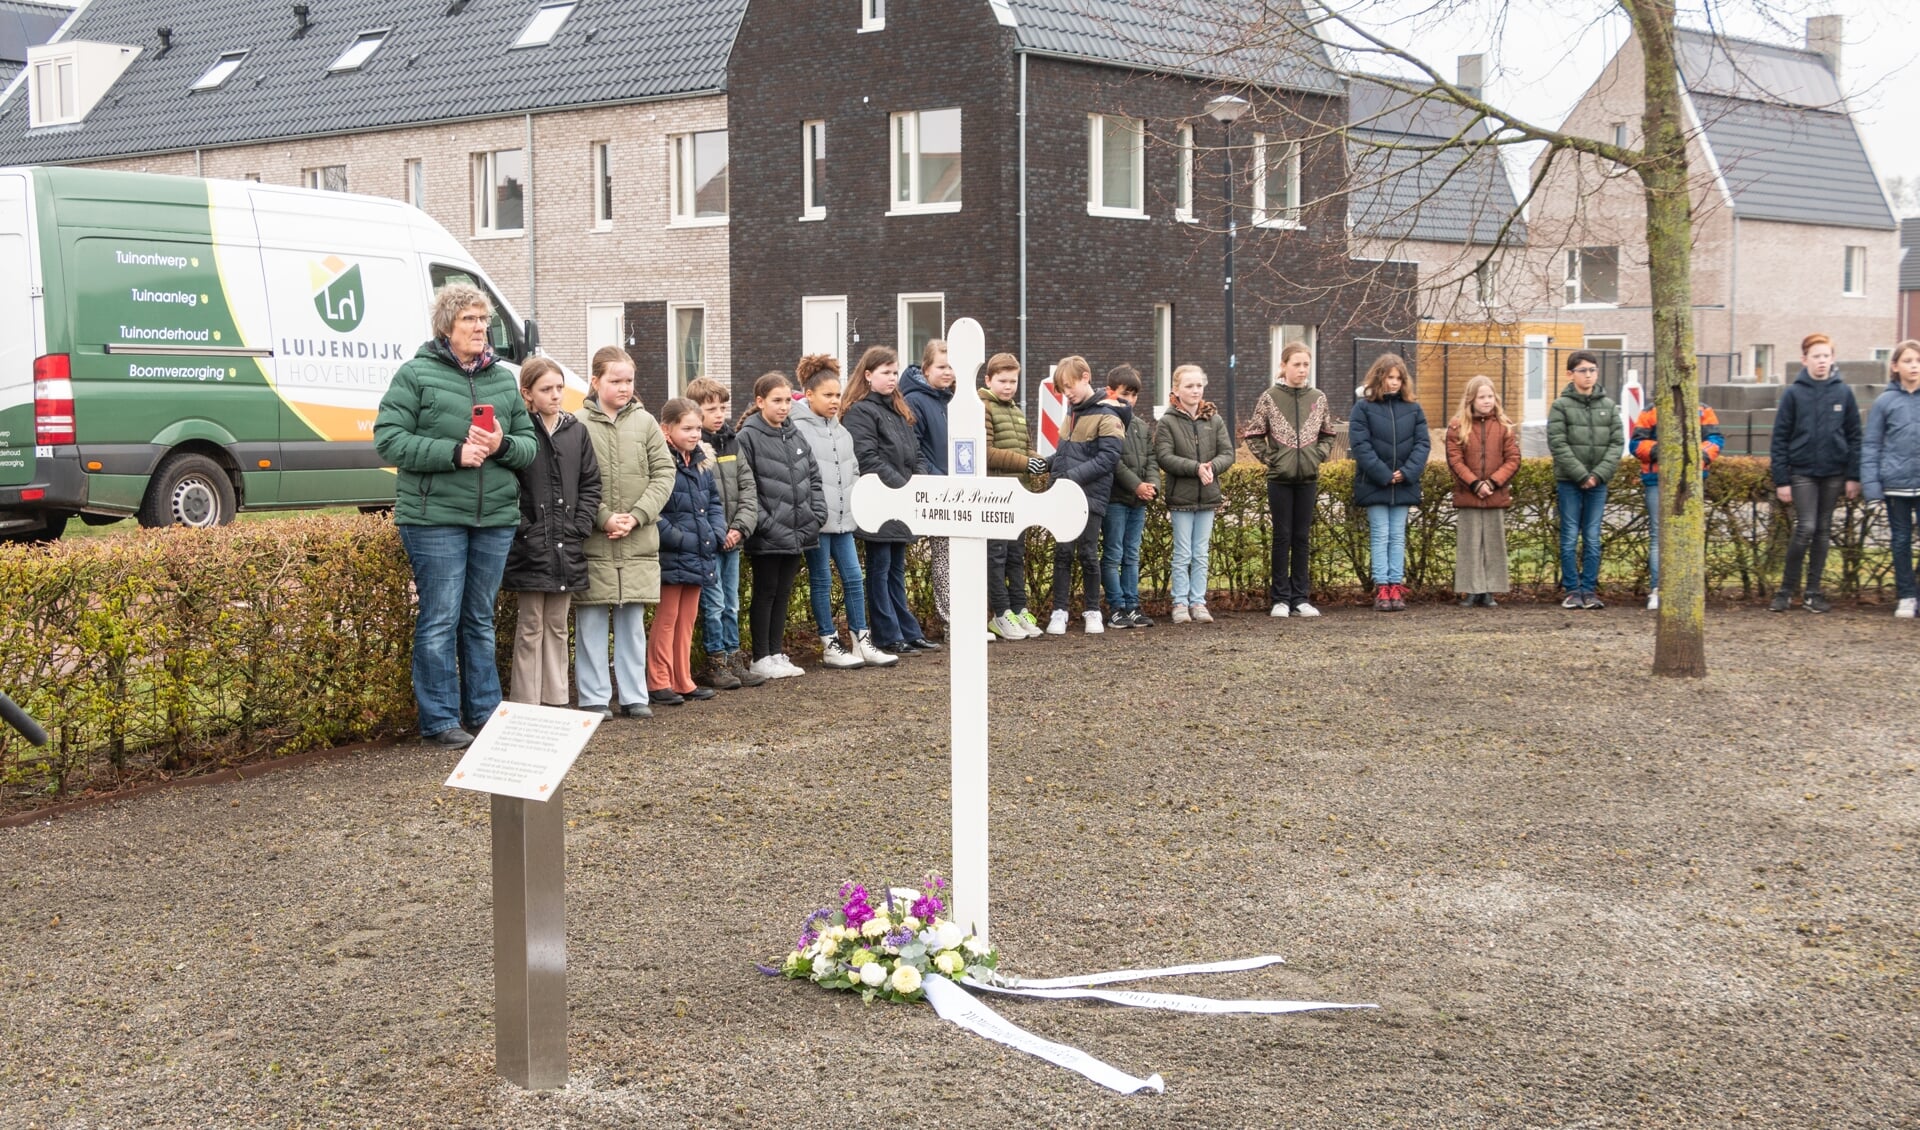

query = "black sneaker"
[1804, 592, 1831, 614]
[1112, 609, 1137, 628]
[1769, 591, 1792, 613]
[685, 686, 717, 700]
[907, 637, 942, 651]
[425, 727, 474, 750]
[649, 689, 686, 707]
[1131, 610, 1155, 627]
[579, 703, 615, 721]
[1582, 592, 1605, 610]
[623, 702, 655, 719]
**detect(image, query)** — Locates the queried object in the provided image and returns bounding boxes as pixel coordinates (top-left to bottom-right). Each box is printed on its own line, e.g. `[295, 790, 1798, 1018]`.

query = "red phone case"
[472, 404, 497, 431]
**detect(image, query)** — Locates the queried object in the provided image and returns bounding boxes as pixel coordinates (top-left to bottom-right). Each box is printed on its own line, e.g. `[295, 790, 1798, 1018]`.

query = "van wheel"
[139, 454, 237, 529]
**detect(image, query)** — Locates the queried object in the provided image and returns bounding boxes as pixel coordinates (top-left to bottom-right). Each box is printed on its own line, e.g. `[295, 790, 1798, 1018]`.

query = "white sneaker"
[990, 612, 1024, 640]
[1046, 610, 1069, 635]
[1897, 597, 1916, 619]
[821, 635, 864, 669]
[1646, 590, 1660, 611]
[1294, 601, 1321, 618]
[1016, 612, 1044, 638]
[1083, 610, 1104, 634]
[773, 653, 804, 677]
[1170, 604, 1190, 624]
[986, 629, 996, 643]
[1270, 602, 1291, 618]
[854, 630, 899, 666]
[749, 655, 786, 680]
[1190, 605, 1213, 624]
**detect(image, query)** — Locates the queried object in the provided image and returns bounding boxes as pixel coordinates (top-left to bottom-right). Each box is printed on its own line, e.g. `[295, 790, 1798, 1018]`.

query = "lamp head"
[1205, 95, 1250, 125]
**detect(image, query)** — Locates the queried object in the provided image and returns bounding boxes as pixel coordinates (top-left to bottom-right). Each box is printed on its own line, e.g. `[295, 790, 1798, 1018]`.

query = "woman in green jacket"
[573, 346, 675, 719]
[373, 284, 537, 749]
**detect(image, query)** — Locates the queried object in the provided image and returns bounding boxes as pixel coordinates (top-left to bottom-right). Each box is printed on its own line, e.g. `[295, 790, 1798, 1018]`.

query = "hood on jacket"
[1081, 396, 1132, 427]
[1171, 400, 1219, 421]
[581, 395, 640, 426]
[702, 420, 740, 452]
[1794, 367, 1840, 389]
[739, 411, 791, 440]
[902, 364, 956, 405]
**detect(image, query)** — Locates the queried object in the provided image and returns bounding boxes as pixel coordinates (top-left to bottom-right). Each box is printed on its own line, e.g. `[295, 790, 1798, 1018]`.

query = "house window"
[328, 29, 390, 73]
[899, 294, 945, 366]
[1153, 304, 1174, 405]
[1475, 259, 1497, 306]
[1175, 125, 1194, 223]
[1271, 325, 1317, 386]
[404, 159, 424, 208]
[1563, 246, 1619, 305]
[802, 121, 826, 220]
[592, 142, 613, 228]
[29, 55, 75, 125]
[191, 51, 248, 91]
[669, 304, 706, 397]
[890, 109, 962, 213]
[473, 150, 526, 235]
[303, 165, 348, 193]
[1751, 344, 1774, 381]
[512, 2, 575, 49]
[1843, 246, 1866, 296]
[670, 130, 729, 223]
[862, 0, 885, 31]
[1087, 113, 1145, 217]
[1611, 121, 1628, 148]
[1252, 135, 1301, 228]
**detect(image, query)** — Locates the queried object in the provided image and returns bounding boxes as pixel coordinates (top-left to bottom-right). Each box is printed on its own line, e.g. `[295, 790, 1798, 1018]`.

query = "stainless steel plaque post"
[492, 787, 568, 1090]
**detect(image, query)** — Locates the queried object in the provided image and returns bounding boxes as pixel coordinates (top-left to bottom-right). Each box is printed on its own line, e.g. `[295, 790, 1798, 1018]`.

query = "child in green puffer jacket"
[981, 353, 1041, 640]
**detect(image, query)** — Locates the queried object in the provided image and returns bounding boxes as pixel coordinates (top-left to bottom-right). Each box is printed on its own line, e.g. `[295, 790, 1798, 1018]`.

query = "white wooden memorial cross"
[849, 317, 1086, 944]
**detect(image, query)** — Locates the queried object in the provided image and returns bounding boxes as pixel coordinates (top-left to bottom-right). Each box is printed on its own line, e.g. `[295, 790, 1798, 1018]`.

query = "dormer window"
[27, 41, 141, 128]
[513, 3, 575, 48]
[191, 51, 249, 91]
[328, 29, 390, 73]
[861, 0, 885, 32]
[30, 54, 74, 124]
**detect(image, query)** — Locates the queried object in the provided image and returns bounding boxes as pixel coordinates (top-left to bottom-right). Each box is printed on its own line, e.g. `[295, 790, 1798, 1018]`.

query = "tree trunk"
[1631, 1, 1708, 677]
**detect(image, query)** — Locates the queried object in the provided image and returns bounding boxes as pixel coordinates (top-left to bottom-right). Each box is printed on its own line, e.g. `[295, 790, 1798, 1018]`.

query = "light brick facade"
[85, 97, 732, 391]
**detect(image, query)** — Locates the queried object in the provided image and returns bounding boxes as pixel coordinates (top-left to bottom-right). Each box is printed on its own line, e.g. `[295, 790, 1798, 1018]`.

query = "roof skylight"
[191, 50, 249, 91]
[512, 3, 576, 49]
[328, 29, 391, 72]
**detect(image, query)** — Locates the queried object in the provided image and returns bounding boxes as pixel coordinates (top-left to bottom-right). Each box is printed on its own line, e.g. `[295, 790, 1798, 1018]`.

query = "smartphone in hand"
[472, 404, 497, 432]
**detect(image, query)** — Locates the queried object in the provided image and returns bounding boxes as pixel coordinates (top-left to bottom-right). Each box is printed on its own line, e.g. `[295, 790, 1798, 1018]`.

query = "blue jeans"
[805, 531, 869, 636]
[1168, 509, 1216, 607]
[698, 547, 742, 654]
[1100, 503, 1147, 612]
[1365, 505, 1409, 585]
[864, 539, 923, 645]
[574, 602, 649, 709]
[1886, 496, 1920, 601]
[396, 525, 514, 737]
[1645, 482, 1660, 591]
[1557, 480, 1609, 594]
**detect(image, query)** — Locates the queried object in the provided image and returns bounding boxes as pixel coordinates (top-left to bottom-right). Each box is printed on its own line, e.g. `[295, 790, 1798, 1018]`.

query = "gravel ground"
[1, 605, 1916, 1129]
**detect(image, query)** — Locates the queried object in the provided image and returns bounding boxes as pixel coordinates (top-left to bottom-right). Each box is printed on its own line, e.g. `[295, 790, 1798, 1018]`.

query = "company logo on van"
[309, 256, 365, 333]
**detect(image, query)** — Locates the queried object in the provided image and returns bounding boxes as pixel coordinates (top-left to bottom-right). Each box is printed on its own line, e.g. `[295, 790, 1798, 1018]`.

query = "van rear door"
[0, 171, 39, 488]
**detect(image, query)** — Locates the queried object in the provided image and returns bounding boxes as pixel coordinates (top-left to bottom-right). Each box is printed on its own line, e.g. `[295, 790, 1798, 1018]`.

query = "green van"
[0, 166, 564, 538]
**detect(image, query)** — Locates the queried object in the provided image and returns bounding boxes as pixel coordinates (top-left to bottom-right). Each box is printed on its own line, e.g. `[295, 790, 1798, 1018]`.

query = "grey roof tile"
[1691, 91, 1893, 231]
[0, 0, 67, 66]
[0, 0, 745, 165]
[1005, 0, 1340, 94]
[1675, 27, 1841, 110]
[1345, 75, 1523, 246]
[1901, 218, 1920, 292]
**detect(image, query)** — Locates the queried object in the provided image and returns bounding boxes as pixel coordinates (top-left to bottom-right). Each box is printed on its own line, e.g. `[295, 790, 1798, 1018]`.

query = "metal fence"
[1350, 338, 1741, 422]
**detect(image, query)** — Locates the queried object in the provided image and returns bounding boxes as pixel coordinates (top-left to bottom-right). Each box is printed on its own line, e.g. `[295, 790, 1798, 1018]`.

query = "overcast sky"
[1326, 0, 1917, 208]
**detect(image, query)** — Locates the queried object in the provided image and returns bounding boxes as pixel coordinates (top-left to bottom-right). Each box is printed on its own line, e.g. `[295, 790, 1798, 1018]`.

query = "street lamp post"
[1206, 95, 1250, 441]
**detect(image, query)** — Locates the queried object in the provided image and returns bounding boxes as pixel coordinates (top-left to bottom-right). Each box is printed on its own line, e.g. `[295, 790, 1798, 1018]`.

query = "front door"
[802, 296, 848, 374]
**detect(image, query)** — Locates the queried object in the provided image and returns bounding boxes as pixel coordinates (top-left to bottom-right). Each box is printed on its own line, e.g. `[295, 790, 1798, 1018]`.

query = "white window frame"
[29, 54, 76, 126]
[472, 149, 527, 237]
[1153, 303, 1175, 407]
[1751, 343, 1774, 382]
[191, 51, 248, 92]
[512, 2, 576, 49]
[1175, 125, 1195, 223]
[667, 303, 708, 399]
[302, 165, 348, 193]
[1086, 113, 1147, 219]
[327, 29, 390, 73]
[1562, 246, 1620, 307]
[669, 130, 730, 226]
[1251, 134, 1302, 229]
[404, 158, 424, 209]
[1271, 325, 1317, 387]
[889, 109, 963, 216]
[861, 0, 885, 32]
[898, 293, 946, 365]
[801, 120, 826, 221]
[1843, 245, 1866, 297]
[591, 142, 613, 230]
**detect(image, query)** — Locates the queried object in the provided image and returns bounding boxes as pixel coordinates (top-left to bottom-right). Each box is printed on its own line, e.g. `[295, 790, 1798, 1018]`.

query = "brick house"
[1901, 217, 1919, 343]
[0, 0, 745, 407]
[1517, 18, 1898, 381]
[725, 0, 1413, 428]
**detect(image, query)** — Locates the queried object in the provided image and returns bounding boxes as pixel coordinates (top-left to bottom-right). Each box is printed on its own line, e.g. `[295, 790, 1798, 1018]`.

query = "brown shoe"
[697, 652, 741, 691]
[730, 649, 768, 687]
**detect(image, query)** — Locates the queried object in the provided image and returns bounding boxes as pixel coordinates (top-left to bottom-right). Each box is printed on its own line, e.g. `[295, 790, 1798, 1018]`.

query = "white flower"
[812, 960, 837, 982]
[859, 961, 888, 987]
[934, 921, 966, 951]
[962, 936, 990, 957]
[890, 964, 923, 994]
[861, 917, 890, 939]
[902, 915, 922, 932]
[934, 951, 962, 975]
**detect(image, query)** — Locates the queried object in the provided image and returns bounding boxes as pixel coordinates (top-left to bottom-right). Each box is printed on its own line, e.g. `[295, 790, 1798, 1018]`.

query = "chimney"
[1456, 54, 1485, 99]
[1806, 15, 1842, 78]
[293, 4, 310, 38]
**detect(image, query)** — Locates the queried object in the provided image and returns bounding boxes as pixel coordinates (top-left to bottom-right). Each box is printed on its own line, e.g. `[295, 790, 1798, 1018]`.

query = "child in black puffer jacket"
[647, 398, 726, 707]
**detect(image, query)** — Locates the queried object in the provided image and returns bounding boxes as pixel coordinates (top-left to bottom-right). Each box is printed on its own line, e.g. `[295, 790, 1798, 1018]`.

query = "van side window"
[428, 264, 522, 361]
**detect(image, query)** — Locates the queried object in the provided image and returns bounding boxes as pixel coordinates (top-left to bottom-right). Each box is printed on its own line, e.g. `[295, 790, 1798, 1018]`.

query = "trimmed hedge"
[1, 456, 1899, 804]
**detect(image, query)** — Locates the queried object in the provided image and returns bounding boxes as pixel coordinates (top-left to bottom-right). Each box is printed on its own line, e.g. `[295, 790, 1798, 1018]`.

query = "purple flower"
[911, 895, 944, 920]
[795, 929, 819, 951]
[883, 927, 914, 949]
[843, 901, 874, 930]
